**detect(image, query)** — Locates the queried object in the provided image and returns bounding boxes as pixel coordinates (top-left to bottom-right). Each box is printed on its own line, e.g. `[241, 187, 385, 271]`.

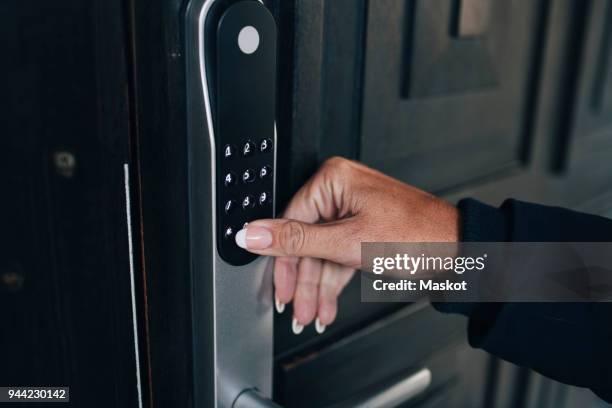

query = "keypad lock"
[207, 0, 277, 266]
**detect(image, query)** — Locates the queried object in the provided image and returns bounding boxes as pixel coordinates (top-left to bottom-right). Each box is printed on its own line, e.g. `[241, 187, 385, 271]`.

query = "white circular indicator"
[238, 26, 260, 55]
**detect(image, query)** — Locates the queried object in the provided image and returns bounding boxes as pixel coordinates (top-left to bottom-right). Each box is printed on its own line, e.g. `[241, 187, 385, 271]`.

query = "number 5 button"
[242, 169, 256, 183]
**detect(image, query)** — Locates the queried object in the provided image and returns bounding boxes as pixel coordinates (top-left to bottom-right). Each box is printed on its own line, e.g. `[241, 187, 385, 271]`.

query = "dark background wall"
[0, 1, 142, 407]
[2, 0, 612, 407]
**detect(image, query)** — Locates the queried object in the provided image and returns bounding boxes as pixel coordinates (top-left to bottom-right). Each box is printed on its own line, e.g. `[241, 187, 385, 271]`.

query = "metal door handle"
[233, 389, 283, 408]
[233, 368, 431, 408]
[351, 368, 432, 408]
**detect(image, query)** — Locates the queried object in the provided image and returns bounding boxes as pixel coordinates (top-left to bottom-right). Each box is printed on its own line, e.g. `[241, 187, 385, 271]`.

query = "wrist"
[431, 200, 460, 242]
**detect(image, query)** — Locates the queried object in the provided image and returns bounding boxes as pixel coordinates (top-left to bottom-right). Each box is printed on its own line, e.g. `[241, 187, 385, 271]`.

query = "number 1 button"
[224, 145, 235, 159]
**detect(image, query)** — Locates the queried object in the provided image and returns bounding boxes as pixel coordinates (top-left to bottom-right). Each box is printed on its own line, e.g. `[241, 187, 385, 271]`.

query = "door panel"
[564, 0, 612, 168]
[360, 0, 547, 192]
[130, 0, 612, 407]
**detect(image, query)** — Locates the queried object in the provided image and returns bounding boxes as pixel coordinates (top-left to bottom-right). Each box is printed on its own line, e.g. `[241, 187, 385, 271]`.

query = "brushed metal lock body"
[185, 0, 277, 406]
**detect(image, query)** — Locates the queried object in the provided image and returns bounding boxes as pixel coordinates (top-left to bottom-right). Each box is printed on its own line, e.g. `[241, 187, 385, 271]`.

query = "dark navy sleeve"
[433, 198, 612, 402]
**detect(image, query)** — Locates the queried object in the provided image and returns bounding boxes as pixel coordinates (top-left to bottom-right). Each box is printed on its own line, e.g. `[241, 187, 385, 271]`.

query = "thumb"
[235, 218, 360, 266]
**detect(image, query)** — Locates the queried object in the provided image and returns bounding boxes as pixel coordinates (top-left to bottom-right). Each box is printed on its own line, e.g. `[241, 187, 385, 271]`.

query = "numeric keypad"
[218, 133, 274, 261]
[212, 0, 277, 266]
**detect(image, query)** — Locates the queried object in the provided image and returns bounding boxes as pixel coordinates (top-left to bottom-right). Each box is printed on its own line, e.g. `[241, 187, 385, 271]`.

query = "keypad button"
[259, 165, 272, 180]
[224, 200, 236, 214]
[258, 191, 271, 206]
[260, 138, 273, 153]
[224, 172, 237, 187]
[223, 226, 235, 240]
[224, 144, 236, 159]
[242, 168, 256, 183]
[242, 195, 255, 210]
[242, 141, 256, 157]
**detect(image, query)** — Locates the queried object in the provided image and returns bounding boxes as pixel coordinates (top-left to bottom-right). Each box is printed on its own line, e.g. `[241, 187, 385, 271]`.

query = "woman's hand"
[235, 157, 459, 334]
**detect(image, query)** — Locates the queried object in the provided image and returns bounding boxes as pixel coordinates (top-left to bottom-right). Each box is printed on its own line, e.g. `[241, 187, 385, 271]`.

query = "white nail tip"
[235, 229, 247, 249]
[292, 318, 304, 335]
[275, 298, 285, 314]
[315, 318, 326, 334]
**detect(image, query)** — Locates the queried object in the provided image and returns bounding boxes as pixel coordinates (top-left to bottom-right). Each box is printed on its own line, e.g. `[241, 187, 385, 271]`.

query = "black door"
[3, 0, 612, 407]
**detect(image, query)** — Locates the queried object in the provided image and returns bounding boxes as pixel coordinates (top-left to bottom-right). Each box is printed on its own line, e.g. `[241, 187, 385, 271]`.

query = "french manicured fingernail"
[315, 318, 326, 334]
[235, 226, 273, 250]
[292, 317, 304, 335]
[275, 297, 285, 314]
